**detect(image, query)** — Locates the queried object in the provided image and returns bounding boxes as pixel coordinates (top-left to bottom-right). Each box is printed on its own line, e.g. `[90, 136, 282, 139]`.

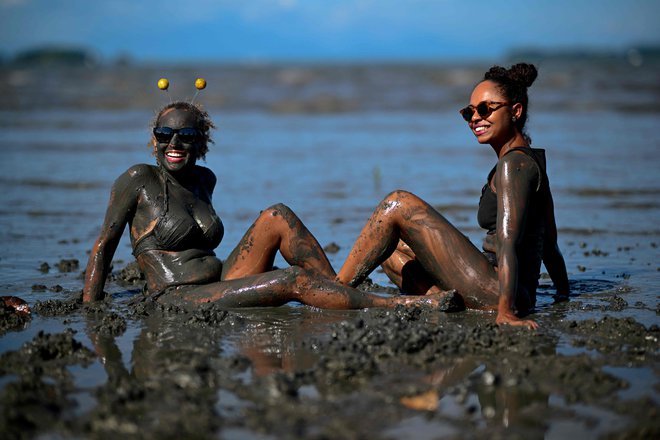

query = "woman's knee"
[257, 203, 297, 226]
[377, 190, 427, 221]
[382, 190, 424, 208]
[264, 202, 291, 215]
[253, 204, 287, 229]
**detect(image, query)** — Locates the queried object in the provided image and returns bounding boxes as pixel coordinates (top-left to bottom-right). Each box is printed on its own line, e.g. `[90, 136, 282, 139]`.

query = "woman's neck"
[159, 165, 198, 190]
[492, 132, 529, 158]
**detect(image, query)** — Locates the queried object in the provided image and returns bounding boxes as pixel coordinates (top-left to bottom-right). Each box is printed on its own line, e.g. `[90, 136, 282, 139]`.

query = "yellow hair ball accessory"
[157, 78, 169, 90]
[195, 78, 207, 90]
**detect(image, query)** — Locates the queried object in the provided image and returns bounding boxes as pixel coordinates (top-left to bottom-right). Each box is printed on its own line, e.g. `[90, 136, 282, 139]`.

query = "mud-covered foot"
[401, 289, 465, 312]
[434, 289, 465, 312]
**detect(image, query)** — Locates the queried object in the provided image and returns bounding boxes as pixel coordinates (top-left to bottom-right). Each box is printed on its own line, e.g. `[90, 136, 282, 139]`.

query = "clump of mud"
[93, 311, 127, 336]
[0, 329, 97, 438]
[109, 260, 145, 286]
[185, 303, 250, 328]
[356, 277, 399, 295]
[323, 242, 341, 254]
[56, 259, 79, 273]
[0, 329, 96, 374]
[33, 293, 83, 317]
[562, 316, 659, 363]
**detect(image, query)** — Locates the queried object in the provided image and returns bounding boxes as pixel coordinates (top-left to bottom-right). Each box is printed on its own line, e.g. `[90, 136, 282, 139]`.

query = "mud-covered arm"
[542, 191, 570, 298]
[82, 170, 138, 302]
[495, 153, 539, 329]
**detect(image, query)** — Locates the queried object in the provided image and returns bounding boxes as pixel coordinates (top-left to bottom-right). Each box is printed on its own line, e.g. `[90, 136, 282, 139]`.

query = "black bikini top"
[132, 167, 224, 256]
[477, 147, 548, 234]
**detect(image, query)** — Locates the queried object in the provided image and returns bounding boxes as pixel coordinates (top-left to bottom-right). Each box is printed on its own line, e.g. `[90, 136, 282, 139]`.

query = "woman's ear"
[511, 102, 524, 120]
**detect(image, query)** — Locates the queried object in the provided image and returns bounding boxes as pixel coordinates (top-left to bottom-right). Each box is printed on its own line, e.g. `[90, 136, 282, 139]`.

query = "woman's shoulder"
[195, 165, 217, 186]
[112, 164, 159, 187]
[496, 149, 542, 188]
[125, 163, 158, 177]
[498, 148, 541, 171]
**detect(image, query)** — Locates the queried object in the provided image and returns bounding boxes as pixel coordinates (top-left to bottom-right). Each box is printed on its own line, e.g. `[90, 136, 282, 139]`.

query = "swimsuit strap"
[158, 166, 170, 216]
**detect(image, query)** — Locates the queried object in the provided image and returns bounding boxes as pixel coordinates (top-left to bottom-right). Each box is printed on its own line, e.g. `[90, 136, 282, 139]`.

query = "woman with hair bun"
[336, 63, 570, 329]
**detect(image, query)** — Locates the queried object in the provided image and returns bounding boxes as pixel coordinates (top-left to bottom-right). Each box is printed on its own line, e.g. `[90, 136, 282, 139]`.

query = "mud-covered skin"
[337, 191, 498, 306]
[84, 106, 449, 310]
[221, 204, 336, 281]
[337, 79, 569, 329]
[83, 107, 220, 301]
[157, 265, 459, 310]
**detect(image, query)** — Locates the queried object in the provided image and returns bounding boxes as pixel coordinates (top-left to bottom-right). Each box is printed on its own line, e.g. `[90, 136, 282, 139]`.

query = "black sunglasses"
[153, 127, 201, 144]
[459, 101, 509, 122]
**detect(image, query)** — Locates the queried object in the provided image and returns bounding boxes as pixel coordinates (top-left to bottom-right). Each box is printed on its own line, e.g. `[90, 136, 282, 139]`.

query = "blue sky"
[1, 0, 659, 62]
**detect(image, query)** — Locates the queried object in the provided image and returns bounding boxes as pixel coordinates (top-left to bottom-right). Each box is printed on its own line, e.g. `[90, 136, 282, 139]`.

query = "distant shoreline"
[2, 44, 659, 68]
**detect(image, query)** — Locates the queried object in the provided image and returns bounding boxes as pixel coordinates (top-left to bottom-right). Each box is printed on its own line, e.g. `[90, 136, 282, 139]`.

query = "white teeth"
[166, 151, 185, 158]
[475, 126, 487, 133]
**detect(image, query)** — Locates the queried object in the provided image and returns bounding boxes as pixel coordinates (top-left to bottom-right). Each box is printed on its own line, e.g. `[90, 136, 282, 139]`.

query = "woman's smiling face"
[153, 108, 201, 173]
[467, 80, 515, 145]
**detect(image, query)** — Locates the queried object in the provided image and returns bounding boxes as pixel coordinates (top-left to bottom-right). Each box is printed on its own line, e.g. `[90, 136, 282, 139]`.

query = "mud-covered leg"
[335, 195, 402, 287]
[337, 190, 499, 308]
[222, 203, 336, 281]
[169, 266, 455, 310]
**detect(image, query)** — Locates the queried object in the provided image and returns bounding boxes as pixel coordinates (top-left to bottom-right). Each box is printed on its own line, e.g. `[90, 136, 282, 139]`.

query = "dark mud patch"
[108, 260, 145, 286]
[298, 308, 657, 437]
[561, 316, 659, 364]
[1, 264, 658, 438]
[355, 277, 399, 295]
[83, 348, 225, 438]
[33, 294, 83, 317]
[0, 329, 97, 438]
[0, 329, 96, 376]
[204, 305, 657, 439]
[323, 241, 341, 254]
[56, 258, 80, 273]
[92, 311, 127, 337]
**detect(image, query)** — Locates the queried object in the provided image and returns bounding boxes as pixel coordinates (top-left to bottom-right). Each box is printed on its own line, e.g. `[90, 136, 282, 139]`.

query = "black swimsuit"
[132, 167, 224, 256]
[477, 147, 550, 309]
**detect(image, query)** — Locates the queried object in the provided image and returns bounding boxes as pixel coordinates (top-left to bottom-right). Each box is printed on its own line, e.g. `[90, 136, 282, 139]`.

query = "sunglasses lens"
[153, 127, 200, 143]
[460, 107, 474, 122]
[177, 128, 200, 143]
[153, 127, 174, 143]
[476, 102, 491, 118]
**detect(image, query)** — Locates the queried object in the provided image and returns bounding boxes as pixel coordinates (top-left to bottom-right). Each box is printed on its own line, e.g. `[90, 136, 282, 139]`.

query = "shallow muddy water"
[0, 61, 658, 438]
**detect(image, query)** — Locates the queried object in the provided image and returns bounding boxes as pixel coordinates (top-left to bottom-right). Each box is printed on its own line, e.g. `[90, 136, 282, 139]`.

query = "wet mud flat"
[1, 60, 659, 438]
[1, 271, 658, 440]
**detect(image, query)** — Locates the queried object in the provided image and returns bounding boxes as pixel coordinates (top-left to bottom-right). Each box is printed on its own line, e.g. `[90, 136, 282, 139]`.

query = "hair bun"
[509, 63, 538, 88]
[484, 66, 507, 81]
